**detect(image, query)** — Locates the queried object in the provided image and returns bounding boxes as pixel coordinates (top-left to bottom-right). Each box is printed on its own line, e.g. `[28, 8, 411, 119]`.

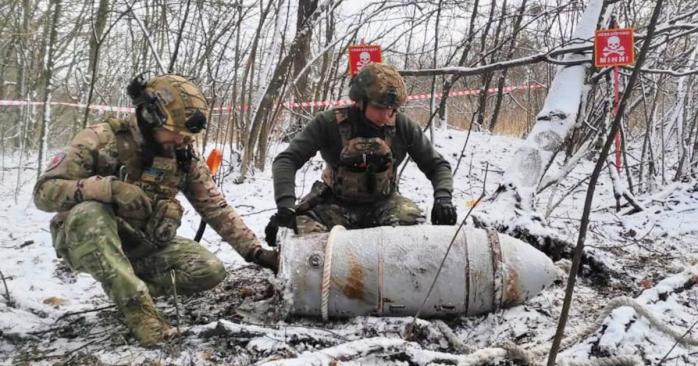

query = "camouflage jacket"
[33, 117, 260, 260]
[272, 106, 454, 210]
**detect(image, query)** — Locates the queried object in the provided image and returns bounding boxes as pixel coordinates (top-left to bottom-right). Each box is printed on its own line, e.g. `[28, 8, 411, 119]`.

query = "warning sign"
[594, 28, 635, 67]
[348, 45, 382, 76]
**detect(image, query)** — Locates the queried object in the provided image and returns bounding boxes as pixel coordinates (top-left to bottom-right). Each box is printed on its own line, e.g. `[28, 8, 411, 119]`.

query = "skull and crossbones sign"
[357, 51, 371, 70]
[602, 36, 625, 58]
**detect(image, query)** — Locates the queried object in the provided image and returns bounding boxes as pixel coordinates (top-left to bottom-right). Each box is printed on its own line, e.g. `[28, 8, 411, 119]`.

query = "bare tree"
[37, 0, 62, 177]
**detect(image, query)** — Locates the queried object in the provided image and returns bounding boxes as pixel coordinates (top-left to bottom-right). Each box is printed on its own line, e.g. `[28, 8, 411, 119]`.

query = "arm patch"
[45, 152, 66, 172]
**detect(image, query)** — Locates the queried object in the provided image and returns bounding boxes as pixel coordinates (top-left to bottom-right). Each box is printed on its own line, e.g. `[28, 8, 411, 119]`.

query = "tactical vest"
[322, 108, 396, 203]
[108, 119, 185, 245]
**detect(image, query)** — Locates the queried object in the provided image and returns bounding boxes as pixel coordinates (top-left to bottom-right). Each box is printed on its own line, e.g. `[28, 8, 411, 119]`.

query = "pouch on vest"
[145, 198, 183, 246]
[326, 136, 395, 203]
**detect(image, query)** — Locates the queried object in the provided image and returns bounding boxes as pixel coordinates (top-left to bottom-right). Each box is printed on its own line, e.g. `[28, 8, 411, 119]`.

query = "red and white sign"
[594, 28, 635, 67]
[348, 44, 382, 76]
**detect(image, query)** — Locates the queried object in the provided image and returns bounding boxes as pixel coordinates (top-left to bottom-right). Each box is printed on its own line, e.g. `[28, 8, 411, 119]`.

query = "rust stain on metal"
[503, 267, 523, 307]
[342, 254, 366, 300]
[487, 229, 503, 309]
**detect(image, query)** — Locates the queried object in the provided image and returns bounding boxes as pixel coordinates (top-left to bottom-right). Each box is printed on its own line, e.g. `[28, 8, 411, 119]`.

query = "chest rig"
[109, 119, 185, 245]
[322, 108, 396, 203]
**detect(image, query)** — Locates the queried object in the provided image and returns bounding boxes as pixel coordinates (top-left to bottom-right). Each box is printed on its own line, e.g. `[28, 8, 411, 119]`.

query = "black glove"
[251, 247, 279, 273]
[264, 207, 297, 246]
[431, 197, 457, 225]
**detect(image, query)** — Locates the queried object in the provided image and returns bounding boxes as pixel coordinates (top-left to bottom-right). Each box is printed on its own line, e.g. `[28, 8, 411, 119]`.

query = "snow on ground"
[1, 126, 697, 365]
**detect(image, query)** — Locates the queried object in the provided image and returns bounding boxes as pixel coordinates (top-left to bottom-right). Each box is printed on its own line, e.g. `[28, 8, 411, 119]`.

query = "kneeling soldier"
[33, 74, 277, 346]
[267, 63, 457, 244]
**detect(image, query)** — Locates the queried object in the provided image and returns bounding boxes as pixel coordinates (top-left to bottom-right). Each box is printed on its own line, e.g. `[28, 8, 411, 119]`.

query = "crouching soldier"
[266, 63, 457, 244]
[33, 74, 278, 346]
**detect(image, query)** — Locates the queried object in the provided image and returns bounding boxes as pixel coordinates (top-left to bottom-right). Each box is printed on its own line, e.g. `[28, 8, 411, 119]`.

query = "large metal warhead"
[278, 225, 559, 319]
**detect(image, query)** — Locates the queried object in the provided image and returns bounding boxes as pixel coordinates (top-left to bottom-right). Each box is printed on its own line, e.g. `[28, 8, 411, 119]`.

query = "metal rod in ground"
[170, 269, 182, 335]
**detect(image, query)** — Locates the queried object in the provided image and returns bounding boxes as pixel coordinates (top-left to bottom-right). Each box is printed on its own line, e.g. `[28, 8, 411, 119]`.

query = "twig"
[0, 268, 15, 307]
[452, 112, 477, 176]
[55, 305, 115, 322]
[127, 4, 166, 73]
[658, 318, 698, 365]
[241, 207, 277, 217]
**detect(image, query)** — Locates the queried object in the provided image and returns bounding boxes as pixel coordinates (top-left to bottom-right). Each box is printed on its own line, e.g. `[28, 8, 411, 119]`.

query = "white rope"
[434, 320, 472, 354]
[321, 225, 343, 321]
[562, 355, 643, 366]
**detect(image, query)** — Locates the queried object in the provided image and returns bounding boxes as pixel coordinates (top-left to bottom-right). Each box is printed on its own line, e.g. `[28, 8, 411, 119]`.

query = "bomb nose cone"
[496, 232, 562, 307]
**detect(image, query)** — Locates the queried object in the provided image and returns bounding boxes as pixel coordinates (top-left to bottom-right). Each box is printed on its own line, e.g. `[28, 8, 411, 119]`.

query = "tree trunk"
[238, 0, 336, 179]
[437, 0, 480, 124]
[489, 0, 528, 131]
[37, 0, 62, 178]
[291, 0, 318, 131]
[81, 0, 111, 129]
[472, 0, 499, 131]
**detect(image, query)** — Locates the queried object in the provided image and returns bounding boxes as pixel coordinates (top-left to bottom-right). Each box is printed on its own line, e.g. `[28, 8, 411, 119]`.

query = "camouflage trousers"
[51, 201, 225, 308]
[295, 182, 425, 234]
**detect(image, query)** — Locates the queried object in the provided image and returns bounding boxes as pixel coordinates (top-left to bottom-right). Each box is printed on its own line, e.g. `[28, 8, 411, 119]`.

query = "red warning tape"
[0, 83, 545, 112]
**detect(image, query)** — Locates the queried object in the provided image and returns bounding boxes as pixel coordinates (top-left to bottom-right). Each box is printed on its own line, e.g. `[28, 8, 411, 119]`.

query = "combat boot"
[121, 293, 176, 347]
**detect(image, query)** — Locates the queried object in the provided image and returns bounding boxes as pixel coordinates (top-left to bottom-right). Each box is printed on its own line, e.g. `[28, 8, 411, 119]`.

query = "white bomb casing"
[278, 225, 559, 319]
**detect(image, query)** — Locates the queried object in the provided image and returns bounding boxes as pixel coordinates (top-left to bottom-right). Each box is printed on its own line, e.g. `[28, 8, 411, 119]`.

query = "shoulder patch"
[45, 152, 66, 172]
[106, 118, 131, 133]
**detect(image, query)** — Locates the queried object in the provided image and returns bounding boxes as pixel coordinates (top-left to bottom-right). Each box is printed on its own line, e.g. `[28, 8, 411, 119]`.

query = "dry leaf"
[43, 296, 68, 306]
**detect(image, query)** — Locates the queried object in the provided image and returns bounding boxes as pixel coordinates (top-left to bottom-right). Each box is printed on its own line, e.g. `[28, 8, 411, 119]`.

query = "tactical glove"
[111, 180, 152, 219]
[251, 247, 280, 273]
[431, 197, 457, 225]
[264, 207, 297, 247]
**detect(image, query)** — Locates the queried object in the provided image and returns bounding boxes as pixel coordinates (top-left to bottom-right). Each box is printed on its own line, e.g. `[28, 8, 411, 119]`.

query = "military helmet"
[349, 63, 407, 108]
[127, 74, 208, 136]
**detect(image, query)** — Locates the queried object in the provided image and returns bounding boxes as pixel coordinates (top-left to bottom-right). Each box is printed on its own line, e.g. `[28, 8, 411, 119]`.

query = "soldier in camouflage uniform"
[266, 63, 457, 243]
[33, 74, 278, 347]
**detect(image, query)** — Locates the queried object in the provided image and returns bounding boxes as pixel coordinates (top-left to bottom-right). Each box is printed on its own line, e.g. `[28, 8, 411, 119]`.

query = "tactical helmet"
[349, 63, 407, 108]
[127, 74, 208, 136]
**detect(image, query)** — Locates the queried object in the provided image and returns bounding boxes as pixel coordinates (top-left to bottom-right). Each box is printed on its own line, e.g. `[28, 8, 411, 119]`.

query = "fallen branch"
[194, 319, 348, 346]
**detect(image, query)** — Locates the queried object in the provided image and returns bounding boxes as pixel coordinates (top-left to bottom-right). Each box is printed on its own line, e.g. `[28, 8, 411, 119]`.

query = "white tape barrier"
[283, 83, 546, 108]
[0, 83, 546, 112]
[0, 100, 133, 113]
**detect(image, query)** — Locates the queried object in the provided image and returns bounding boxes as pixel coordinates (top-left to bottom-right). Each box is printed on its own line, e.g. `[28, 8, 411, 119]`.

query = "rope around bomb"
[320, 226, 340, 321]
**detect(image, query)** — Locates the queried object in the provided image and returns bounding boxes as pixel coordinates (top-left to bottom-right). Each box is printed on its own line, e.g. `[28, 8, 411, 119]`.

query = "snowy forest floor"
[1, 127, 697, 365]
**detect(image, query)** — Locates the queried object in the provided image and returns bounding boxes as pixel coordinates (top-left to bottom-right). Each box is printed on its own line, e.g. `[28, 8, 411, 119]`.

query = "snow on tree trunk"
[478, 0, 605, 223]
[672, 38, 697, 181]
[506, 0, 603, 209]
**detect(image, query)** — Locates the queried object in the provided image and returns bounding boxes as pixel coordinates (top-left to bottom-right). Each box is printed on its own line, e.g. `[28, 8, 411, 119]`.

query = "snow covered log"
[278, 225, 560, 319]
